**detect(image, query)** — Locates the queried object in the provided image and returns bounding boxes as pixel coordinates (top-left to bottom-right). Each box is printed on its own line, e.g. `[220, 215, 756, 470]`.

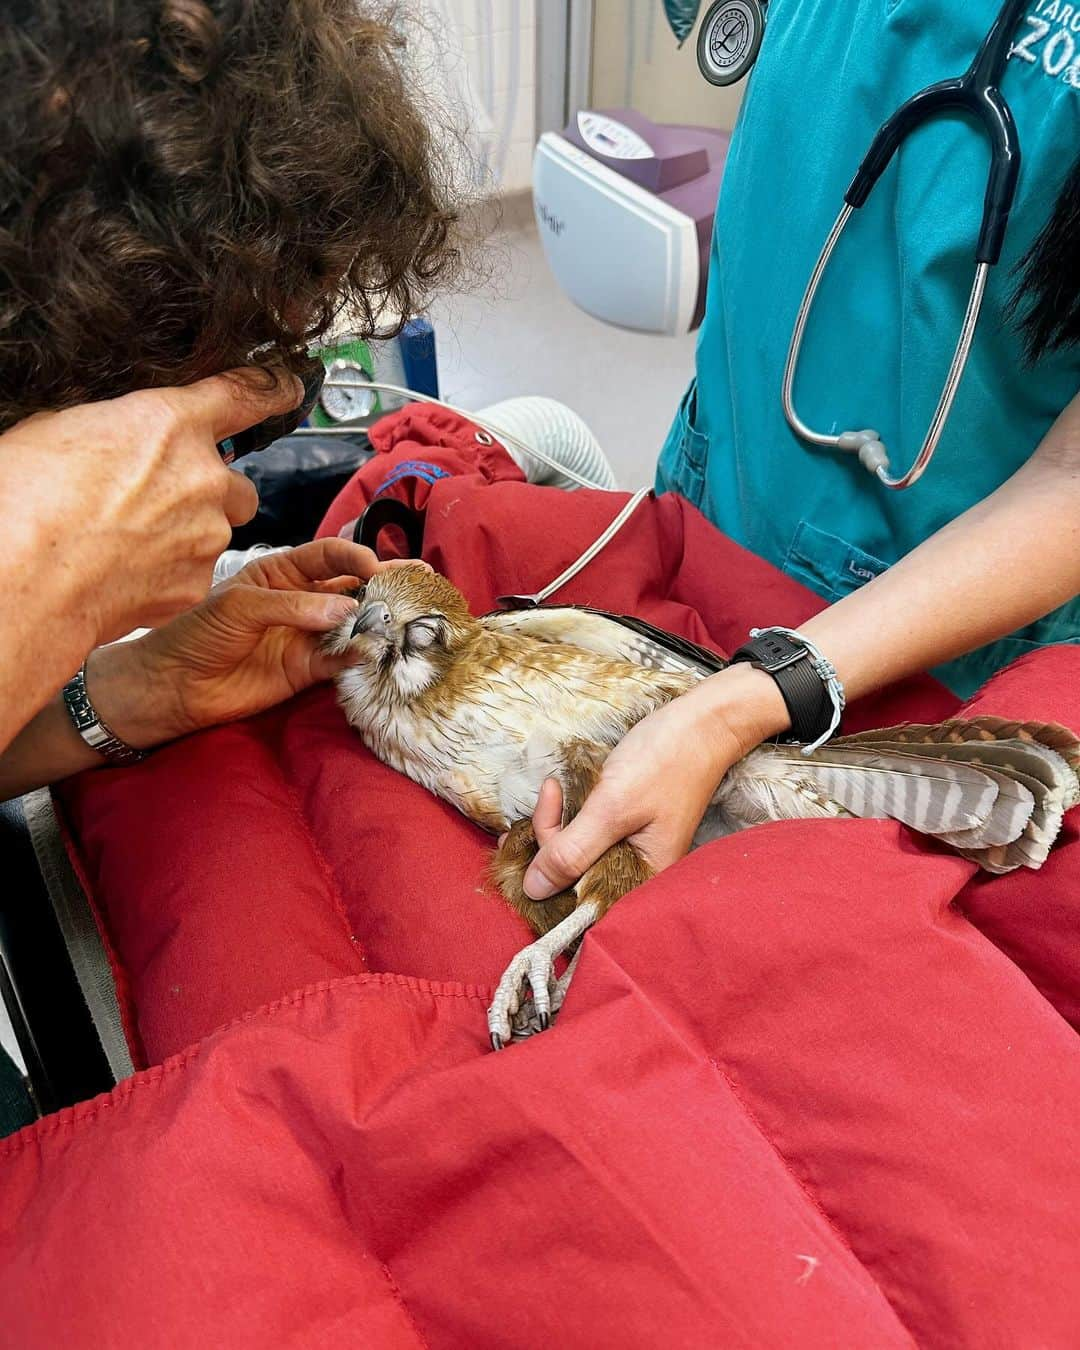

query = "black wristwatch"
[729, 630, 838, 745]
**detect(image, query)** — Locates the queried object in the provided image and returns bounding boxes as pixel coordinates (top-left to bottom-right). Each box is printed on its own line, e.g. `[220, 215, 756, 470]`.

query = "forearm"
[0, 522, 102, 751]
[692, 402, 1080, 747]
[801, 437, 1080, 701]
[0, 642, 176, 800]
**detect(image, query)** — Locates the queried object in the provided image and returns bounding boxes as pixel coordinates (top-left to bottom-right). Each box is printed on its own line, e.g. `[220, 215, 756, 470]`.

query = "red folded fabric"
[16, 404, 1075, 1348]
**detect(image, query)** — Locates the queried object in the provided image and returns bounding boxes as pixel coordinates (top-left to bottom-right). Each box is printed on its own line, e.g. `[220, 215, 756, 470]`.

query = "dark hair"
[1012, 148, 1080, 365]
[0, 0, 464, 428]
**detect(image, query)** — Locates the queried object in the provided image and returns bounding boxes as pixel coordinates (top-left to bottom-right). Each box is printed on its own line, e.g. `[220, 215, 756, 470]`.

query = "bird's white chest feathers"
[336, 662, 555, 827]
[336, 647, 680, 831]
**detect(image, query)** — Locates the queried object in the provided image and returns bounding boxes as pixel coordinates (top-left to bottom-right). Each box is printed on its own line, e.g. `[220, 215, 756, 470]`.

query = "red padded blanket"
[3, 407, 1080, 1348]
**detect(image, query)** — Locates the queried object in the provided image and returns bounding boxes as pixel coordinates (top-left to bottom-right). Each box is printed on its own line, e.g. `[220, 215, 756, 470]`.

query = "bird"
[327, 564, 1080, 1049]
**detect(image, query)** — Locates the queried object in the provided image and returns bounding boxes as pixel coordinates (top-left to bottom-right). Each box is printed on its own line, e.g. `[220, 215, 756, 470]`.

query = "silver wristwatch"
[61, 663, 147, 767]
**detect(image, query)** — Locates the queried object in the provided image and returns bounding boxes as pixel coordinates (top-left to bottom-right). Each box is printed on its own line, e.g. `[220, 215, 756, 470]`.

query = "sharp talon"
[490, 1033, 504, 1051]
[538, 1012, 550, 1030]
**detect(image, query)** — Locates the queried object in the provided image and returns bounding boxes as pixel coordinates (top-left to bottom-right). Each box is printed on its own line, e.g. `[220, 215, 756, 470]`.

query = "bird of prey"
[328, 565, 1080, 1048]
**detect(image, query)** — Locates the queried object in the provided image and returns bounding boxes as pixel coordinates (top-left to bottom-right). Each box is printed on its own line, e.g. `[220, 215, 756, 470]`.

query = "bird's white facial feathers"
[329, 569, 465, 722]
[334, 635, 443, 729]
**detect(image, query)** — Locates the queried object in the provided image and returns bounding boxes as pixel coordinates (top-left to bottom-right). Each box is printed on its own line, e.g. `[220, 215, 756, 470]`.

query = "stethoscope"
[699, 0, 1029, 490]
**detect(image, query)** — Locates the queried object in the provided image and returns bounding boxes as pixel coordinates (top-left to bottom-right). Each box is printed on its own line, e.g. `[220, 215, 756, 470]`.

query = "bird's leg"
[487, 902, 598, 1049]
[486, 740, 653, 1048]
[486, 834, 653, 1048]
[489, 817, 578, 936]
[487, 819, 583, 1042]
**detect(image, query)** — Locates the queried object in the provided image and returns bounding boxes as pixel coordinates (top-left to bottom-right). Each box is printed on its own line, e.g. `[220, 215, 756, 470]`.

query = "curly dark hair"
[0, 0, 464, 428]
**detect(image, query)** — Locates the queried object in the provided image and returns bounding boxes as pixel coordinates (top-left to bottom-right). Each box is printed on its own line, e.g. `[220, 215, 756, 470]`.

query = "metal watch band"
[61, 663, 147, 767]
[729, 632, 836, 745]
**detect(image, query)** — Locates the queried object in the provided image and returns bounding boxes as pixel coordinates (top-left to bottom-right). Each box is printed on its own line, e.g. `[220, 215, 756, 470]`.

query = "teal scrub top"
[657, 0, 1080, 697]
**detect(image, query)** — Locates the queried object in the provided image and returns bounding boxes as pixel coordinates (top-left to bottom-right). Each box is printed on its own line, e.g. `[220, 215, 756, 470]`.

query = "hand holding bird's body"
[330, 566, 1080, 1047]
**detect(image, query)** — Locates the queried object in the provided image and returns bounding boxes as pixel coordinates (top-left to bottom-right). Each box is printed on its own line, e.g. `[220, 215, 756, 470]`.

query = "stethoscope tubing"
[782, 0, 1026, 490]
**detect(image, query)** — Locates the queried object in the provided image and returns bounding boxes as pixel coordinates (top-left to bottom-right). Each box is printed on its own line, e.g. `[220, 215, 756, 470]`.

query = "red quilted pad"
[3, 406, 1076, 1347]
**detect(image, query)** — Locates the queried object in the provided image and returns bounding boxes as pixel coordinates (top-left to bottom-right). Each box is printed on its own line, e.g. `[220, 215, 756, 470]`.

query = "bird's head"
[327, 564, 480, 701]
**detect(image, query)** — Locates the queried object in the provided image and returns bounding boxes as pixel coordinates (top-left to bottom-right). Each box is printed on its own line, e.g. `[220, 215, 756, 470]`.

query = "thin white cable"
[527, 487, 652, 603]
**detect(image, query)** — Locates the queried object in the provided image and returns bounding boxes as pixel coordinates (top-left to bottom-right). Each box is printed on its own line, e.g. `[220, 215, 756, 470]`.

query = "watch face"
[319, 358, 377, 423]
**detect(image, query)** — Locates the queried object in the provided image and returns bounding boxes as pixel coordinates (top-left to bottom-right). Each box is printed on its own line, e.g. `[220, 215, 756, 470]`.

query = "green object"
[309, 337, 378, 428]
[662, 0, 702, 44]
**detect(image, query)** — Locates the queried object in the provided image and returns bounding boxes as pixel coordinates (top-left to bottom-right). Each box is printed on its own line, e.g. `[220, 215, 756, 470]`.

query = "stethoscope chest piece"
[697, 0, 767, 87]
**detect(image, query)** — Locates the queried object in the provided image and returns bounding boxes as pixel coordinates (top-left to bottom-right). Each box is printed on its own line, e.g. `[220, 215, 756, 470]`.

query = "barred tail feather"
[719, 717, 1080, 874]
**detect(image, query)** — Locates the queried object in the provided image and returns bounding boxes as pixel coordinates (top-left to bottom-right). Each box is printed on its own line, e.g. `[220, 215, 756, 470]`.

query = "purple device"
[533, 109, 730, 334]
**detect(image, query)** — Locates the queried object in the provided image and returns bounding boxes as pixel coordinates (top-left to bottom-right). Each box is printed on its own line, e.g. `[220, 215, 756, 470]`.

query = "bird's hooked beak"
[351, 600, 393, 639]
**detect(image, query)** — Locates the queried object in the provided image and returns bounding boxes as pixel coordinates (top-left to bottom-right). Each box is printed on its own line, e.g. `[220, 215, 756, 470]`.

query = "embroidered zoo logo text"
[1010, 3, 1080, 89]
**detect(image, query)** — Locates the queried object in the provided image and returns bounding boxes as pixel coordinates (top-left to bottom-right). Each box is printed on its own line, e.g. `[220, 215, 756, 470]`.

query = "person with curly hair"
[0, 0, 462, 786]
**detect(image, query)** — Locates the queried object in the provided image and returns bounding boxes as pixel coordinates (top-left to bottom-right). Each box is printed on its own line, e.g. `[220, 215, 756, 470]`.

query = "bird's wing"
[834, 718, 1080, 806]
[481, 606, 723, 679]
[717, 718, 1080, 874]
[830, 719, 1080, 872]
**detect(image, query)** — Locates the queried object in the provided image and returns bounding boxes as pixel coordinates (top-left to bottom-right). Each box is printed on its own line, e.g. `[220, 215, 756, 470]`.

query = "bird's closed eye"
[405, 616, 444, 651]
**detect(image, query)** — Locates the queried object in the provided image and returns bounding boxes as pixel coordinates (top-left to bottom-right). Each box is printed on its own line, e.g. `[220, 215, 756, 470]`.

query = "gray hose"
[476, 396, 618, 491]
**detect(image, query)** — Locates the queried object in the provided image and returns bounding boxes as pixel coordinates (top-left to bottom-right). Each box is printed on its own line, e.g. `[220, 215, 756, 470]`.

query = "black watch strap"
[729, 631, 837, 745]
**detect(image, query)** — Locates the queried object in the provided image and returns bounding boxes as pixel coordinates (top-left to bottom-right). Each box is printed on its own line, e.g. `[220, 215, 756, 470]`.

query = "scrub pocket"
[782, 519, 890, 603]
[656, 379, 709, 509]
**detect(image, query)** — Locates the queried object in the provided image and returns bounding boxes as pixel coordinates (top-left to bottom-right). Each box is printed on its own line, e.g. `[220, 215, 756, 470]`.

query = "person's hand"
[3, 368, 303, 650]
[88, 540, 423, 747]
[522, 664, 790, 900]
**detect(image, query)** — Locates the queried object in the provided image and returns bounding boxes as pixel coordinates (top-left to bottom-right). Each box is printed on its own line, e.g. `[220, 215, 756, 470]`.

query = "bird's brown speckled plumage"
[332, 567, 695, 837]
[330, 565, 1080, 1045]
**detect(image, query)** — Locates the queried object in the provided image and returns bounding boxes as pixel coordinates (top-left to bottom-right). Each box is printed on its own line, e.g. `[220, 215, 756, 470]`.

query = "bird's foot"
[503, 947, 582, 1043]
[487, 905, 597, 1049]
